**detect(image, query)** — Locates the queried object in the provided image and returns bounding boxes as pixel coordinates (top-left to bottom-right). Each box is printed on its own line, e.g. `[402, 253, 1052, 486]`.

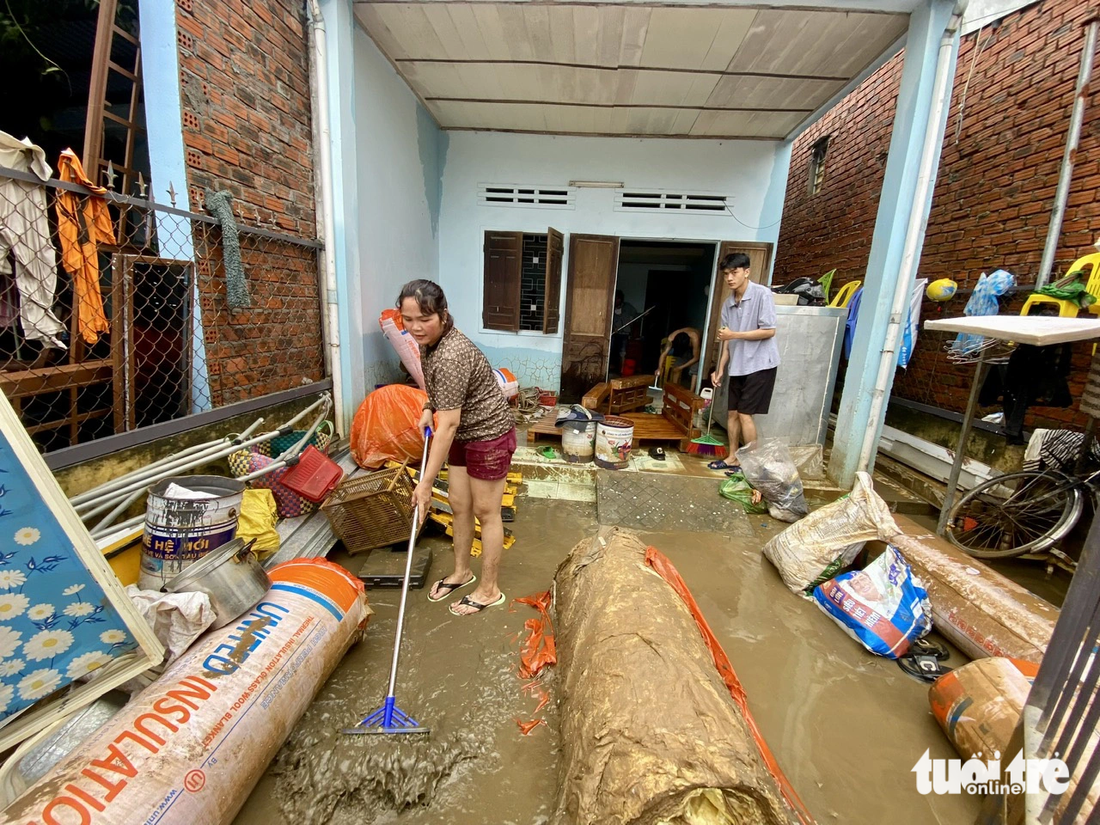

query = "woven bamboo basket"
[322, 463, 416, 554]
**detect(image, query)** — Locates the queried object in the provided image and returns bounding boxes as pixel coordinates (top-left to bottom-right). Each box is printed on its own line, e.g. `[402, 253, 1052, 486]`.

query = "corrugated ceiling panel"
[725, 10, 908, 77]
[356, 3, 908, 139]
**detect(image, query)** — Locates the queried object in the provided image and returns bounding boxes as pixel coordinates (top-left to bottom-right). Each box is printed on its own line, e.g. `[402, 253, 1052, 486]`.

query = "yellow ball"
[926, 278, 957, 302]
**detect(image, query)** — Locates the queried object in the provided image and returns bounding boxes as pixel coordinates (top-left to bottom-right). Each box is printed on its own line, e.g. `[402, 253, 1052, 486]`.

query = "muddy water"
[234, 499, 978, 825]
[233, 501, 597, 825]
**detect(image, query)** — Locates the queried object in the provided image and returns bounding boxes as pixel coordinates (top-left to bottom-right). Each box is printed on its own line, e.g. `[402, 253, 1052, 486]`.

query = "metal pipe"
[1036, 17, 1099, 289]
[91, 514, 145, 540]
[70, 415, 265, 505]
[74, 439, 234, 509]
[73, 398, 325, 509]
[306, 0, 346, 435]
[76, 425, 295, 515]
[71, 437, 226, 506]
[90, 488, 145, 535]
[235, 401, 332, 482]
[936, 348, 986, 534]
[859, 0, 967, 478]
[83, 395, 332, 526]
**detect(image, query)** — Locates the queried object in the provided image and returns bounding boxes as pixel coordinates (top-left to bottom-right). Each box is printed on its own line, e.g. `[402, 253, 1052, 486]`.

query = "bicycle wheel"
[946, 470, 1083, 559]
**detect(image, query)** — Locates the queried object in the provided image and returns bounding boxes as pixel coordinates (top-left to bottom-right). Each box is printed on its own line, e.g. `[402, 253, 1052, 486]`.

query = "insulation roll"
[552, 527, 809, 825]
[0, 558, 371, 825]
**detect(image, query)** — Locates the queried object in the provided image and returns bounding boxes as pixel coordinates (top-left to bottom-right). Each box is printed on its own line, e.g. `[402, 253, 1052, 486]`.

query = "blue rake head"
[340, 696, 430, 735]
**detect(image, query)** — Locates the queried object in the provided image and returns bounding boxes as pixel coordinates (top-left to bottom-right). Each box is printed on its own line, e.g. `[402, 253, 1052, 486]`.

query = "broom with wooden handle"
[684, 387, 728, 458]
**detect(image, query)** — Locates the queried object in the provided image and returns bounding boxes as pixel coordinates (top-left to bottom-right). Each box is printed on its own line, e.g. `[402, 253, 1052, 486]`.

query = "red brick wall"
[173, 0, 324, 406]
[774, 0, 1100, 430]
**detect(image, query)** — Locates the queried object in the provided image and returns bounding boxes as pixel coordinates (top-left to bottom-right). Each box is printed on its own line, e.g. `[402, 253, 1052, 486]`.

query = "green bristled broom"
[685, 388, 728, 459]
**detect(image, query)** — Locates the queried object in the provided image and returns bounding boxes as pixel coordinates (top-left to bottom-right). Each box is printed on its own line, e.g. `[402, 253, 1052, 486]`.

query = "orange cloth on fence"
[56, 149, 113, 344]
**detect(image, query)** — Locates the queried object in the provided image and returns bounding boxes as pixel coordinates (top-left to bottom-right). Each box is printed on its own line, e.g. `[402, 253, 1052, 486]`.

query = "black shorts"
[727, 367, 778, 415]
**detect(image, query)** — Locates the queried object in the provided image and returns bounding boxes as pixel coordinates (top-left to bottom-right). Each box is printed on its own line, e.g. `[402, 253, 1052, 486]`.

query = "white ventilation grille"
[478, 184, 575, 209]
[614, 190, 729, 214]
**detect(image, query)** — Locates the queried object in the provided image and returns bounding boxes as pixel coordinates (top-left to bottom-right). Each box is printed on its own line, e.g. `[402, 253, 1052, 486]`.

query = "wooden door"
[560, 234, 619, 401]
[543, 228, 564, 334]
[700, 242, 772, 390]
[483, 231, 522, 331]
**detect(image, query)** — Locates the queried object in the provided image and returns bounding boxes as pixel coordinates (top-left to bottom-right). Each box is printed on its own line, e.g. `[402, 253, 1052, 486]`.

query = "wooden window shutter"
[483, 231, 522, 332]
[543, 228, 564, 334]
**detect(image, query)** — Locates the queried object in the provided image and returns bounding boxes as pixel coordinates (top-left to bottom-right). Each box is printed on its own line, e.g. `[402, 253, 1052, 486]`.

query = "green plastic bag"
[719, 473, 767, 514]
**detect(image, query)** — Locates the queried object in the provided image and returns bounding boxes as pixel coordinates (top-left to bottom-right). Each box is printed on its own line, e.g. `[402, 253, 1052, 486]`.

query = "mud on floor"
[233, 498, 979, 825]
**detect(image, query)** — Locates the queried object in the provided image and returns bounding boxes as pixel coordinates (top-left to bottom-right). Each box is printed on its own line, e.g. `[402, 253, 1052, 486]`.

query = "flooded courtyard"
[233, 498, 979, 825]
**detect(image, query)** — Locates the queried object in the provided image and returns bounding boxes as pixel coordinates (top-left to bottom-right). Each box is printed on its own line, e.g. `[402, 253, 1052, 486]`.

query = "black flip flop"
[427, 574, 476, 603]
[648, 446, 666, 461]
[708, 459, 739, 471]
[448, 592, 506, 616]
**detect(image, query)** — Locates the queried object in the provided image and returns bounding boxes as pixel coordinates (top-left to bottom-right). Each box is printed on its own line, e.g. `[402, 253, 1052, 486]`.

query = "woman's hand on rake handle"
[412, 481, 432, 526]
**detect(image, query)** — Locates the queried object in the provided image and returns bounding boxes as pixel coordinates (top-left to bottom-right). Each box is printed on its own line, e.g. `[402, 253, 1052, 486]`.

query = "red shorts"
[448, 428, 517, 481]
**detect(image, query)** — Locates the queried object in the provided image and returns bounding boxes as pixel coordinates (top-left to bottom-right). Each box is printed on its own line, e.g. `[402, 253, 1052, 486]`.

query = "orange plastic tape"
[269, 557, 365, 614]
[644, 546, 815, 825]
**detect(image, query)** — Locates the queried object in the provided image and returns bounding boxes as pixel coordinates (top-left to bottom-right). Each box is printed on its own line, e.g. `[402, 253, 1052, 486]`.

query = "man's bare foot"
[449, 587, 504, 616]
[427, 572, 476, 602]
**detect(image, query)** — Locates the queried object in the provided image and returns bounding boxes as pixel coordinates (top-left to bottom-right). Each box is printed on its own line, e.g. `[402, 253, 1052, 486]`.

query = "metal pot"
[162, 537, 270, 629]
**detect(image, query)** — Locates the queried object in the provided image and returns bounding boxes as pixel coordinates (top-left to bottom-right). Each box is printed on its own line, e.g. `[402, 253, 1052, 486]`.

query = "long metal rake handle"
[385, 429, 430, 701]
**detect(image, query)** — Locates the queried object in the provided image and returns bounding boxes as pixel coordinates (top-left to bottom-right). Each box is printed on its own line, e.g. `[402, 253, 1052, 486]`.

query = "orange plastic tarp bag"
[351, 384, 431, 469]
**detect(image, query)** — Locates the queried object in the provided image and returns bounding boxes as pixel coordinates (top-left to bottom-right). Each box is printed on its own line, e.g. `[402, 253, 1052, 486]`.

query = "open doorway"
[611, 241, 716, 388]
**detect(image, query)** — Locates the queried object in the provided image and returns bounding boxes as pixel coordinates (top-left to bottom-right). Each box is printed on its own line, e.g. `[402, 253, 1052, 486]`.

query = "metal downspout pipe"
[855, 0, 969, 474]
[1036, 16, 1099, 289]
[306, 0, 346, 434]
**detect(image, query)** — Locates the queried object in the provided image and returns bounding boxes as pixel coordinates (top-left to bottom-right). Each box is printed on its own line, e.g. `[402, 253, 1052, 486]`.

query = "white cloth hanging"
[899, 278, 928, 369]
[0, 131, 66, 348]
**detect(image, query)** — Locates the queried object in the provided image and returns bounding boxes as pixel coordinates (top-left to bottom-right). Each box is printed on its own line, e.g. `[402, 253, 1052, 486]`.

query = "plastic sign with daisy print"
[0, 391, 162, 751]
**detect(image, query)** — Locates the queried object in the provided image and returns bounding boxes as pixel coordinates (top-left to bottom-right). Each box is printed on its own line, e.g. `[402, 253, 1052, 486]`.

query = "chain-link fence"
[0, 164, 326, 456]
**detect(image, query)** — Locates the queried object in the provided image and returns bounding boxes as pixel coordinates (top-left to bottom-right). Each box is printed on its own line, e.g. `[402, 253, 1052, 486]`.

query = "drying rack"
[923, 316, 1100, 535]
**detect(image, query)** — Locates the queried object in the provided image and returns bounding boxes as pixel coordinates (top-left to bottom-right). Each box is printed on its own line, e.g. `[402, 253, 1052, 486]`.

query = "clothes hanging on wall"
[56, 149, 114, 345]
[0, 131, 67, 348]
[952, 269, 1015, 355]
[980, 343, 1073, 444]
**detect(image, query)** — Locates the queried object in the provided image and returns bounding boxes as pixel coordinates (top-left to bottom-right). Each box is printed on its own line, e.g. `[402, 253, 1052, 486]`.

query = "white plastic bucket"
[561, 422, 597, 463]
[140, 475, 245, 591]
[595, 417, 634, 470]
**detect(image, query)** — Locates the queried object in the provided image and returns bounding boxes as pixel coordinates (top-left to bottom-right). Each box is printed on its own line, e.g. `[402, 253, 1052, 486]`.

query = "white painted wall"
[437, 131, 791, 389]
[353, 28, 443, 388]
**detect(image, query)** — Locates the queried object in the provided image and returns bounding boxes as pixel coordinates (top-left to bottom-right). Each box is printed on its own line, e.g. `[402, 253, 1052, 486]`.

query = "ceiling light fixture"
[568, 180, 624, 189]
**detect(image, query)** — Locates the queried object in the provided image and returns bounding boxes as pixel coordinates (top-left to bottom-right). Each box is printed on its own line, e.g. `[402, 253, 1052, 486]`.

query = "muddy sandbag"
[886, 515, 1058, 664]
[553, 527, 808, 825]
[763, 471, 898, 595]
[0, 559, 371, 825]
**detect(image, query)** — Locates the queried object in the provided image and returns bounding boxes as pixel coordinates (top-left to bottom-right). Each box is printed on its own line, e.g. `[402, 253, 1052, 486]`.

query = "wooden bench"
[528, 384, 704, 452]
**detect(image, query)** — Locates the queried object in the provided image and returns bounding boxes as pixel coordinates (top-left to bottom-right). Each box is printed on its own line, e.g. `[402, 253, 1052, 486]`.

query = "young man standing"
[707, 253, 780, 472]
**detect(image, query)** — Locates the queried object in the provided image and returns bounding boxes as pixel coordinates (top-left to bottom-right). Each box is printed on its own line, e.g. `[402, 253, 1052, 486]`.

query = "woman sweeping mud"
[399, 280, 517, 616]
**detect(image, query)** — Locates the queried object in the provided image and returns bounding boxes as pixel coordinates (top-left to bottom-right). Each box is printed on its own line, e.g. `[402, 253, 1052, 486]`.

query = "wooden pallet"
[527, 413, 695, 451]
[528, 383, 703, 452]
[428, 511, 515, 557]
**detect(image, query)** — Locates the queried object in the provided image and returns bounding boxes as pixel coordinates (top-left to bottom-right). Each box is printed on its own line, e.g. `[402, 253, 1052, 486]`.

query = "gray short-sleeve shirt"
[720, 281, 781, 376]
